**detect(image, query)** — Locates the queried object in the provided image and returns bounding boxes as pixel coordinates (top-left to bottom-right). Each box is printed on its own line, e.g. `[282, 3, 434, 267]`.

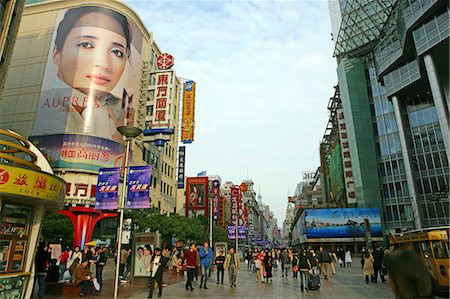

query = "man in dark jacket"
[318, 246, 331, 280]
[372, 246, 386, 283]
[95, 247, 107, 290]
[298, 250, 312, 292]
[34, 242, 50, 299]
[147, 248, 167, 298]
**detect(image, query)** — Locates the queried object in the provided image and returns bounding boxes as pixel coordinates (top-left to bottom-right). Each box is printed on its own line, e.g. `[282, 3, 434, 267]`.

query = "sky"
[124, 0, 338, 224]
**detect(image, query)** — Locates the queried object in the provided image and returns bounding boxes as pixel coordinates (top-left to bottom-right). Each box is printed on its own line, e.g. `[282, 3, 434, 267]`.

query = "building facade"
[0, 0, 183, 244]
[0, 0, 26, 91]
[329, 0, 449, 234]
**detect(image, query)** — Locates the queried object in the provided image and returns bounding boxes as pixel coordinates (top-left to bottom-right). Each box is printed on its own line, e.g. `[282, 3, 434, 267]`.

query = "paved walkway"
[43, 262, 395, 298]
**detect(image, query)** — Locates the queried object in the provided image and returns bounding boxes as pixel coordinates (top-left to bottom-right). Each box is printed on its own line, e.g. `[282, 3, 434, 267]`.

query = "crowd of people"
[33, 241, 442, 299]
[34, 242, 109, 298]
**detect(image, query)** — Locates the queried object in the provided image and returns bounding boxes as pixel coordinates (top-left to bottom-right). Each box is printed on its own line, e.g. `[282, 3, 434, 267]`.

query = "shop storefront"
[0, 129, 66, 299]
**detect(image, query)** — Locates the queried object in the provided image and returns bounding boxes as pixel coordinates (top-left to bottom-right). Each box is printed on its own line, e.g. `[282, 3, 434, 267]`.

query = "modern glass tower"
[329, 0, 449, 234]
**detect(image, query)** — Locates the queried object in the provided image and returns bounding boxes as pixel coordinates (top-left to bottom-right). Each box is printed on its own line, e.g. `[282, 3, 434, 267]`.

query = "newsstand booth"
[0, 129, 66, 299]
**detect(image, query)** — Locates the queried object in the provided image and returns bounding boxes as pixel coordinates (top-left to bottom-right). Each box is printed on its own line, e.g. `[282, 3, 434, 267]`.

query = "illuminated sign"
[181, 81, 196, 143]
[151, 72, 173, 129]
[156, 53, 174, 70]
[0, 164, 66, 202]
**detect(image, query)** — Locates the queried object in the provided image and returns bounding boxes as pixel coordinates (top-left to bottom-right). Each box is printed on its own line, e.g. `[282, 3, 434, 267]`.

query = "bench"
[46, 281, 81, 296]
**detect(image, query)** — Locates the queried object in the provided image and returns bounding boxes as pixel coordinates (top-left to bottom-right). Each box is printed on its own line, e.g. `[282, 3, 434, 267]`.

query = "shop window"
[0, 203, 31, 273]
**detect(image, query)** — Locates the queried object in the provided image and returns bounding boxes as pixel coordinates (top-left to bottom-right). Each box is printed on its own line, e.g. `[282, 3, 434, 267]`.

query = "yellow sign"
[0, 164, 66, 202]
[181, 81, 196, 143]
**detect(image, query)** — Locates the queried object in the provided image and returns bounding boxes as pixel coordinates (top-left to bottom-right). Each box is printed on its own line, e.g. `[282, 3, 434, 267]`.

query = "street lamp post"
[113, 125, 142, 299]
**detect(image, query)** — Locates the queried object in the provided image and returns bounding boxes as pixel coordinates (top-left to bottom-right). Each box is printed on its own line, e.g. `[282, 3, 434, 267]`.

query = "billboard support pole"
[113, 126, 142, 299]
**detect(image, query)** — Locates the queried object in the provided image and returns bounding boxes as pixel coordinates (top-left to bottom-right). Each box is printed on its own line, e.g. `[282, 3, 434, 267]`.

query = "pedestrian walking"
[119, 246, 129, 282]
[214, 250, 225, 284]
[67, 246, 82, 269]
[345, 250, 352, 267]
[330, 250, 338, 275]
[372, 245, 386, 283]
[95, 247, 107, 291]
[298, 250, 312, 292]
[147, 248, 167, 299]
[292, 251, 299, 279]
[199, 241, 213, 289]
[224, 247, 240, 287]
[245, 249, 253, 269]
[263, 251, 274, 283]
[337, 248, 346, 268]
[183, 243, 197, 291]
[34, 242, 50, 299]
[318, 246, 331, 280]
[171, 249, 181, 275]
[280, 248, 290, 278]
[58, 247, 70, 281]
[254, 250, 265, 283]
[362, 251, 374, 284]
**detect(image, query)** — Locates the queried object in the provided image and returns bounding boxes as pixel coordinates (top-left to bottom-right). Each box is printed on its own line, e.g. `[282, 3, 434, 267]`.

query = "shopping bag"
[93, 278, 101, 291]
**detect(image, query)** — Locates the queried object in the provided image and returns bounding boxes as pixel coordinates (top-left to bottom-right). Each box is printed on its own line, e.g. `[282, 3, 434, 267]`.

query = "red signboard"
[156, 53, 174, 70]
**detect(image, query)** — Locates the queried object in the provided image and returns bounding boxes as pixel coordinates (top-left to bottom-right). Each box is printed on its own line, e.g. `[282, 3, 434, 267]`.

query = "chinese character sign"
[151, 71, 173, 129]
[212, 179, 220, 221]
[181, 81, 196, 143]
[29, 134, 124, 172]
[0, 164, 66, 202]
[126, 165, 152, 209]
[95, 167, 120, 210]
[230, 186, 240, 224]
[177, 146, 186, 189]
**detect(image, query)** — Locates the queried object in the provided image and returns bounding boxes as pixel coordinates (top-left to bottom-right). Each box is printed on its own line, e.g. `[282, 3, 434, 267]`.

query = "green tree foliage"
[41, 213, 73, 245]
[126, 209, 229, 245]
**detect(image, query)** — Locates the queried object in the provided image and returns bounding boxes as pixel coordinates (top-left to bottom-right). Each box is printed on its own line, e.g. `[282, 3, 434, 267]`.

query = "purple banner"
[126, 165, 152, 209]
[227, 225, 247, 239]
[95, 167, 120, 210]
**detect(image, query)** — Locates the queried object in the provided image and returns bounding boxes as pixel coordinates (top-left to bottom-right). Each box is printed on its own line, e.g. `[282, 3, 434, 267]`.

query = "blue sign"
[126, 165, 152, 209]
[228, 225, 246, 239]
[305, 208, 382, 239]
[95, 167, 120, 210]
[177, 146, 186, 188]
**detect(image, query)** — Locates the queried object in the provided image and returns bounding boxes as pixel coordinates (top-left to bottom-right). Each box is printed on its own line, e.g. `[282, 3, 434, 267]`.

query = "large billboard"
[181, 81, 196, 143]
[185, 176, 208, 218]
[31, 5, 143, 172]
[304, 208, 382, 242]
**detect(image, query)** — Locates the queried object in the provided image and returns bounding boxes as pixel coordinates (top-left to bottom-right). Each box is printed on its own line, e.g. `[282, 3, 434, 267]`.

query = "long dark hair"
[384, 250, 434, 298]
[55, 6, 131, 57]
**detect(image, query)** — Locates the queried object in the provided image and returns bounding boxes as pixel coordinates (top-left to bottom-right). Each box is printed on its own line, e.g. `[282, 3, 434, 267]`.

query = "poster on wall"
[305, 208, 382, 242]
[134, 243, 153, 277]
[181, 81, 196, 143]
[185, 176, 208, 218]
[31, 5, 143, 172]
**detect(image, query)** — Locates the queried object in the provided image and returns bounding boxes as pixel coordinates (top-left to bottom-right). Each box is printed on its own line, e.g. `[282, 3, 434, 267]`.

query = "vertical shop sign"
[181, 81, 196, 143]
[177, 146, 186, 188]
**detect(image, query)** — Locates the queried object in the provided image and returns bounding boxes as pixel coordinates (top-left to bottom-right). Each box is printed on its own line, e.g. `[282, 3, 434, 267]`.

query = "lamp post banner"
[126, 165, 152, 209]
[95, 167, 120, 210]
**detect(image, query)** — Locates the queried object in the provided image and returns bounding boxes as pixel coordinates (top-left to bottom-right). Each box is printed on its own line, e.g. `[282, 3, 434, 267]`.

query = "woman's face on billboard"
[53, 12, 127, 96]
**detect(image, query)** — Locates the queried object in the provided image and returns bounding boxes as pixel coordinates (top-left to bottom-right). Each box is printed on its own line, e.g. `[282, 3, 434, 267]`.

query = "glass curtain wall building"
[329, 0, 449, 234]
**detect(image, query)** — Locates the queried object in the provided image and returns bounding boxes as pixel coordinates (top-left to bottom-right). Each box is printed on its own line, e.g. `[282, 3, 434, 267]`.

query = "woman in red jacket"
[183, 243, 198, 291]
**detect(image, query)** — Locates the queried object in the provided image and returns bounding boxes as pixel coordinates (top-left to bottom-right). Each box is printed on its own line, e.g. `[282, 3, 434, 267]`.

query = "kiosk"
[0, 129, 66, 299]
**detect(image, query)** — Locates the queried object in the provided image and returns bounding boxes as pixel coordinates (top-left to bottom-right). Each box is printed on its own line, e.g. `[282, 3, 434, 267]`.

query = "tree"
[41, 213, 73, 246]
[125, 209, 228, 246]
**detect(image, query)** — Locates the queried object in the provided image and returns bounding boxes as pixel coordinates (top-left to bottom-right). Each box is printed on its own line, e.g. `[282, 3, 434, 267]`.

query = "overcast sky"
[125, 0, 338, 224]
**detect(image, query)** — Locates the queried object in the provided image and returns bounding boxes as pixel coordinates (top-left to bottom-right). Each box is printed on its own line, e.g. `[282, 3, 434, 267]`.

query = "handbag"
[381, 266, 387, 276]
[255, 260, 262, 269]
[93, 278, 101, 291]
[293, 265, 299, 272]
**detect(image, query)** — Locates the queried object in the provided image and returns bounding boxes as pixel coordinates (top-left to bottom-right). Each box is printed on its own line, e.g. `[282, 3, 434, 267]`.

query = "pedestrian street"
[128, 263, 394, 299]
